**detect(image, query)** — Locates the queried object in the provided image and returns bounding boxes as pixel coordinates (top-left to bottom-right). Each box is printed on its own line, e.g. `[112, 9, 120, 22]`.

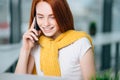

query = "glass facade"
[0, 0, 10, 44]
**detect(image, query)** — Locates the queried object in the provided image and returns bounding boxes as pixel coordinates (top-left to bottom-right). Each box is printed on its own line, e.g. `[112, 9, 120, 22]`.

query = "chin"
[44, 33, 54, 37]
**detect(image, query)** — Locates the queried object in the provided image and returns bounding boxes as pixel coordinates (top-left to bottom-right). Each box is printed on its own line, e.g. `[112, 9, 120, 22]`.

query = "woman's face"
[36, 1, 61, 39]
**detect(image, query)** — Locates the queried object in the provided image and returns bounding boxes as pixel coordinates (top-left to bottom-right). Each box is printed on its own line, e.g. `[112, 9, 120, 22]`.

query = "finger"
[31, 29, 39, 36]
[29, 32, 38, 41]
[30, 17, 36, 29]
[29, 28, 42, 37]
[23, 33, 34, 42]
[26, 35, 35, 43]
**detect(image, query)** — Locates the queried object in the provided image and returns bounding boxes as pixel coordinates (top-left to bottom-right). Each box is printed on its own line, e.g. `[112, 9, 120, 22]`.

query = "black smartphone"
[34, 17, 40, 31]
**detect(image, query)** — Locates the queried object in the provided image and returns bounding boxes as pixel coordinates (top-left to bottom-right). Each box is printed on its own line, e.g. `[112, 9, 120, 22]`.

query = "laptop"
[0, 73, 66, 80]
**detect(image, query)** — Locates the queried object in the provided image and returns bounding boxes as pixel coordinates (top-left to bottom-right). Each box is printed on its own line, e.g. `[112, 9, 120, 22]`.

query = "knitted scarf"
[32, 30, 93, 76]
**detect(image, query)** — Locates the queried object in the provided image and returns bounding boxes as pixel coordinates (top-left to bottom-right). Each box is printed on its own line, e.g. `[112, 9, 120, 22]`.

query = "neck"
[51, 31, 62, 40]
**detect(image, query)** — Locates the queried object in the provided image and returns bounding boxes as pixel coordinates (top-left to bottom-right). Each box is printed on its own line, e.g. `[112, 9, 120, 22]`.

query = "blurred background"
[0, 0, 120, 78]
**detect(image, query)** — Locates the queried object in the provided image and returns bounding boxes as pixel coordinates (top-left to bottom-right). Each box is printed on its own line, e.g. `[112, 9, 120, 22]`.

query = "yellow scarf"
[32, 30, 93, 76]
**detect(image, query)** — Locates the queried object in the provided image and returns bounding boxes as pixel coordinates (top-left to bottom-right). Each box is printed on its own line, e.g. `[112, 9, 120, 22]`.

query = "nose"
[43, 18, 50, 27]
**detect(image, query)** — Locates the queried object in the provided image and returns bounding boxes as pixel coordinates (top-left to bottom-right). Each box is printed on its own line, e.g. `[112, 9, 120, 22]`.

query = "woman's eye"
[38, 16, 43, 19]
[50, 16, 55, 19]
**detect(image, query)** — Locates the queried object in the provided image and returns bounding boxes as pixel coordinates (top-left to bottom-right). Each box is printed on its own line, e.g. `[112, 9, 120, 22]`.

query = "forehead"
[36, 1, 53, 14]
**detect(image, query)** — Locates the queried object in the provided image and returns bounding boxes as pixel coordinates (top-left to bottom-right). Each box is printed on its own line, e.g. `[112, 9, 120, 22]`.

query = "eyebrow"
[36, 13, 43, 16]
[36, 13, 54, 16]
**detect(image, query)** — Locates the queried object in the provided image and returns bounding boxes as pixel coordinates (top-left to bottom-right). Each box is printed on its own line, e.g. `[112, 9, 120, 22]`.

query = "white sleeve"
[78, 37, 92, 60]
[30, 45, 43, 75]
[31, 45, 40, 57]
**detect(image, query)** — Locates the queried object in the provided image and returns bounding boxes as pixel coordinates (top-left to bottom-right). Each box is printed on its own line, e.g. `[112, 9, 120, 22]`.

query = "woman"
[15, 0, 96, 80]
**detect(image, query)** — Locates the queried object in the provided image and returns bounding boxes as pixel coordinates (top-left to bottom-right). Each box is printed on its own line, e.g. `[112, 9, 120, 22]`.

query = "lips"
[43, 27, 54, 33]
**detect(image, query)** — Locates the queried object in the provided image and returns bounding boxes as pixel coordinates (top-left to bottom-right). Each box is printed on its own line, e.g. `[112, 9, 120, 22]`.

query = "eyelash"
[38, 16, 43, 19]
[37, 16, 55, 19]
[50, 16, 55, 19]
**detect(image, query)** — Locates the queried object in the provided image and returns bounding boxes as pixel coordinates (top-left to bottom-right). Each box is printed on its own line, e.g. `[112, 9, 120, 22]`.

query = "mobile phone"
[34, 17, 40, 31]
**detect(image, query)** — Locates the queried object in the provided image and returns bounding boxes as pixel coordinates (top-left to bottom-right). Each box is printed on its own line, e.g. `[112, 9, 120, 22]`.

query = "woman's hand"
[22, 18, 41, 51]
[15, 18, 41, 74]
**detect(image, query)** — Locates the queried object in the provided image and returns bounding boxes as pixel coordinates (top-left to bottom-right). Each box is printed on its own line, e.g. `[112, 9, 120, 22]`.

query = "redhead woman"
[15, 0, 96, 80]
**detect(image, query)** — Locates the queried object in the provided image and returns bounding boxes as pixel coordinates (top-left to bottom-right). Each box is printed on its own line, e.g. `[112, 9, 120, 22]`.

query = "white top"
[31, 37, 92, 80]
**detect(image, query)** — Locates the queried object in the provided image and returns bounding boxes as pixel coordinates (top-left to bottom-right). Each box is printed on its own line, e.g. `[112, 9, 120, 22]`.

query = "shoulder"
[74, 37, 92, 51]
[71, 30, 93, 43]
[75, 37, 92, 59]
[74, 37, 92, 47]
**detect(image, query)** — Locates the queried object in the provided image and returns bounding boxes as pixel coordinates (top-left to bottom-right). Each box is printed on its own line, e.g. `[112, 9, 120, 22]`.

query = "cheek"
[54, 21, 59, 28]
[37, 20, 42, 26]
[55, 24, 60, 31]
[57, 26, 60, 31]
[49, 19, 57, 24]
[53, 21, 60, 30]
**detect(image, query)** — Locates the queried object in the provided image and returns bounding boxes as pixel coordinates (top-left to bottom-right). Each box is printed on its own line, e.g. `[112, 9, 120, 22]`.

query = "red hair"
[29, 0, 74, 32]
